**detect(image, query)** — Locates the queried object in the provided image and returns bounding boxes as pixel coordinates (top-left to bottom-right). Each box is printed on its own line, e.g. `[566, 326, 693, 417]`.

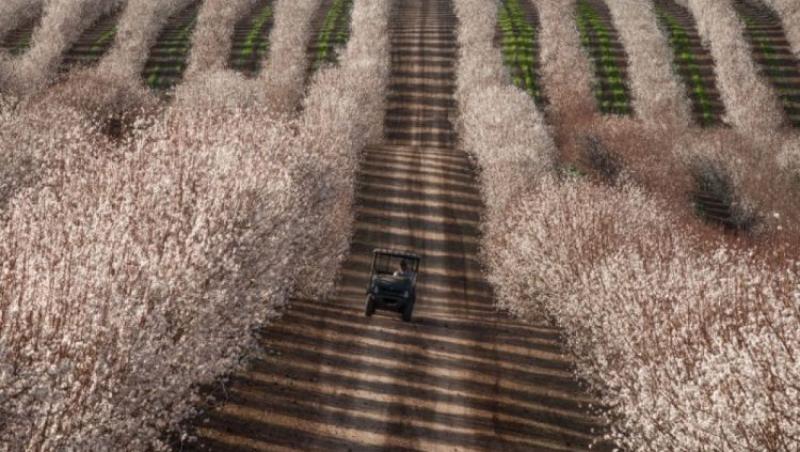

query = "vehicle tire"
[365, 295, 376, 317]
[402, 300, 414, 322]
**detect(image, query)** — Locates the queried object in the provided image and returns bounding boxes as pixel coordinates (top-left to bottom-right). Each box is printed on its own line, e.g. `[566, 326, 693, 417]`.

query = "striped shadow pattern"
[229, 0, 275, 77]
[141, 1, 202, 90]
[733, 0, 800, 128]
[61, 7, 124, 70]
[654, 0, 727, 127]
[179, 0, 614, 450]
[0, 13, 42, 57]
[575, 0, 634, 115]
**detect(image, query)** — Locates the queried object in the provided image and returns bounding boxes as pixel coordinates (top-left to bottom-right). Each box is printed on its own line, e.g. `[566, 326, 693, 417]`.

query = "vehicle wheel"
[402, 300, 414, 322]
[365, 295, 376, 317]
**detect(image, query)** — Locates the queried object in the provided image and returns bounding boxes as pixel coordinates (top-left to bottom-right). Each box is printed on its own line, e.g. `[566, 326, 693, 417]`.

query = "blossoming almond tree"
[178, 0, 322, 114]
[97, 0, 195, 81]
[531, 0, 796, 241]
[498, 178, 800, 450]
[0, 0, 388, 449]
[454, 0, 555, 206]
[184, 0, 259, 78]
[0, 106, 306, 450]
[529, 0, 702, 222]
[2, 0, 126, 95]
[533, 0, 596, 121]
[455, 0, 800, 449]
[290, 0, 389, 296]
[260, 0, 322, 112]
[778, 136, 800, 183]
[604, 0, 691, 129]
[0, 93, 117, 210]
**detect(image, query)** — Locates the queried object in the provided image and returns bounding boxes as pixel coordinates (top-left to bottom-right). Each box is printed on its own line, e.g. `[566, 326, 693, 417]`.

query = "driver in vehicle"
[393, 260, 414, 279]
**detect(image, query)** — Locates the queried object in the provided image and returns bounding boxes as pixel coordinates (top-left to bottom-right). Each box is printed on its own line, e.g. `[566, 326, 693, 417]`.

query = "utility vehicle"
[364, 249, 420, 322]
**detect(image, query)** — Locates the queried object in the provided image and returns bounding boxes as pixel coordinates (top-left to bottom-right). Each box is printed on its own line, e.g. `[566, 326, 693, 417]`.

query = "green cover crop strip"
[735, 3, 800, 128]
[143, 6, 200, 90]
[656, 7, 719, 127]
[497, 0, 543, 105]
[61, 10, 122, 70]
[576, 0, 632, 115]
[91, 27, 117, 54]
[230, 2, 273, 75]
[311, 0, 354, 71]
[146, 18, 195, 88]
[0, 17, 39, 57]
[11, 31, 33, 56]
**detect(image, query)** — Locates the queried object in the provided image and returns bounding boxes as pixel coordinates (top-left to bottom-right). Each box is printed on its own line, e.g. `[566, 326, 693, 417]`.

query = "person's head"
[400, 260, 408, 271]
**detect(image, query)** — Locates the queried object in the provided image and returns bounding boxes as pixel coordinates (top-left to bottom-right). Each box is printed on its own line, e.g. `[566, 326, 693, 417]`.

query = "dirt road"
[184, 0, 611, 450]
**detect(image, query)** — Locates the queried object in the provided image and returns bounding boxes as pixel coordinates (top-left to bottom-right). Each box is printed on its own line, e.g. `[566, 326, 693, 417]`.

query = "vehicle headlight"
[373, 287, 379, 294]
[403, 291, 409, 298]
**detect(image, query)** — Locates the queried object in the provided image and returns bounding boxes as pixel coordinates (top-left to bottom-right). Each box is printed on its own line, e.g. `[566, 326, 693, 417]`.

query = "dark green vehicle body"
[364, 249, 420, 322]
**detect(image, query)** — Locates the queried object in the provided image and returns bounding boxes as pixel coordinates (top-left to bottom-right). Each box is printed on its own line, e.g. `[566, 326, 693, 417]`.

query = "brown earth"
[180, 0, 613, 450]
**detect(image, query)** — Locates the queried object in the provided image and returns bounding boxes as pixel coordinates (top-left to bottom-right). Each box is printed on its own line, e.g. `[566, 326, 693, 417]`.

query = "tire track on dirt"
[732, 0, 800, 128]
[182, 0, 613, 450]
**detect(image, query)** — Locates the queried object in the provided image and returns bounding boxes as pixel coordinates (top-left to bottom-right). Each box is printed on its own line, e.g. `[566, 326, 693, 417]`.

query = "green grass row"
[90, 26, 118, 55]
[145, 14, 198, 89]
[655, 6, 718, 126]
[311, 0, 354, 70]
[4, 27, 35, 56]
[230, 3, 273, 73]
[497, 0, 543, 104]
[738, 10, 792, 80]
[738, 11, 800, 126]
[575, 0, 631, 115]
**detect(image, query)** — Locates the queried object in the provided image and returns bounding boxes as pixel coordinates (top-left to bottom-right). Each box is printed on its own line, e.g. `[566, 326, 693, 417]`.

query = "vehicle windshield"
[372, 253, 419, 276]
